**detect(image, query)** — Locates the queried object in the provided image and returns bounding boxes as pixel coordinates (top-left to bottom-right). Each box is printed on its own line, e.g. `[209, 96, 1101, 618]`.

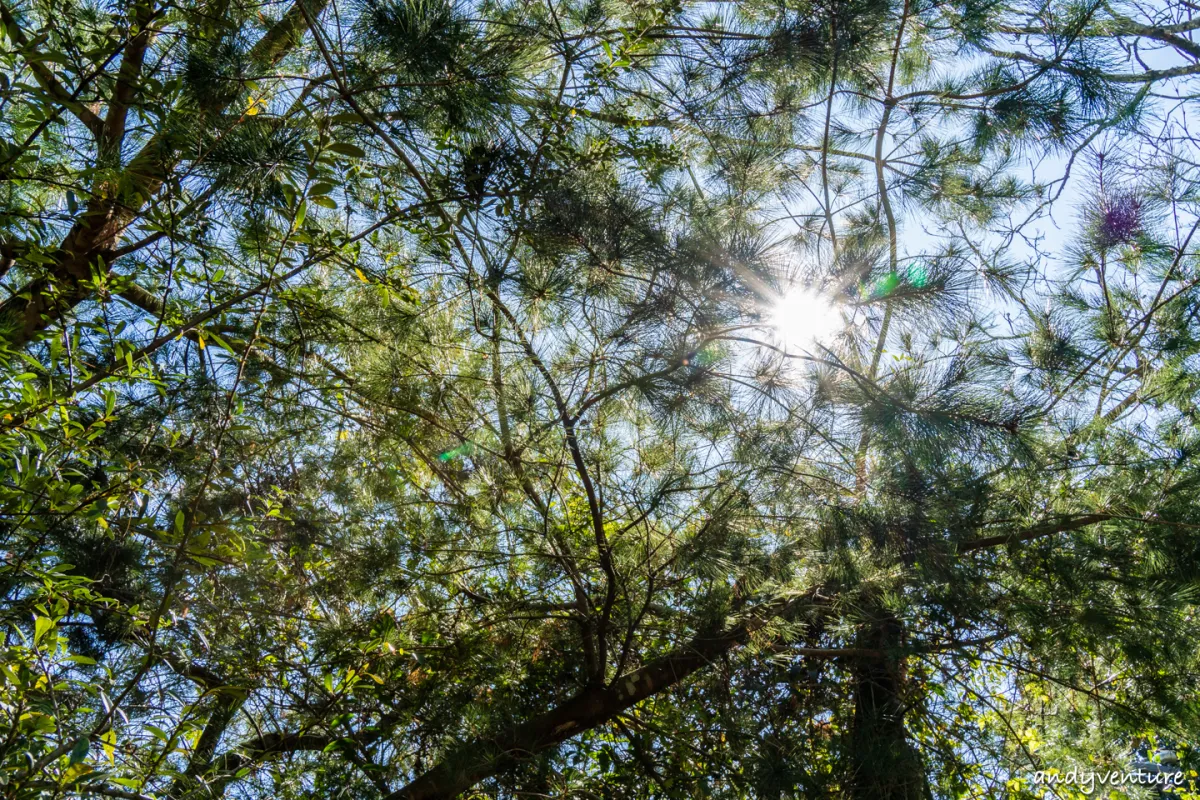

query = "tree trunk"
[846, 612, 931, 800]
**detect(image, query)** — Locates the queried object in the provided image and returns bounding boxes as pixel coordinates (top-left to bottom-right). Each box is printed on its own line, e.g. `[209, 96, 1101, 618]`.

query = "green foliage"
[4, 0, 1200, 798]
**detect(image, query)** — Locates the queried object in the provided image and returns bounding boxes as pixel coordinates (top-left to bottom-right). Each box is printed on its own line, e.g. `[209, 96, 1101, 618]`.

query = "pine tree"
[4, 0, 1200, 798]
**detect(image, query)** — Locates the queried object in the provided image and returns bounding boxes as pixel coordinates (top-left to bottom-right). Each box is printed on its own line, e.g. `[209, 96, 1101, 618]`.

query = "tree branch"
[384, 591, 824, 800]
[984, 46, 1200, 83]
[958, 513, 1114, 552]
[100, 1, 158, 153]
[0, 0, 330, 350]
[0, 0, 105, 136]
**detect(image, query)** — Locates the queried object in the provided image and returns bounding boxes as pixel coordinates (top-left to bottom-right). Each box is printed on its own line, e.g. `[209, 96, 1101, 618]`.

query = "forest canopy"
[3, 0, 1200, 797]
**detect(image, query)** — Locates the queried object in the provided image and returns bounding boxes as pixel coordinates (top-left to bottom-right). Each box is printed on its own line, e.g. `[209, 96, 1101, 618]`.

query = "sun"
[767, 285, 841, 352]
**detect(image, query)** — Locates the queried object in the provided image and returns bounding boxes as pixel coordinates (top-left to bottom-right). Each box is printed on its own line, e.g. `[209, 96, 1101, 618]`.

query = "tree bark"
[846, 611, 931, 800]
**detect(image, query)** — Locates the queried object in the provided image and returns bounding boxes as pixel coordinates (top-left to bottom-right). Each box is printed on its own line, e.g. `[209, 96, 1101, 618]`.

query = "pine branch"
[0, 0, 104, 136]
[958, 513, 1114, 552]
[384, 591, 824, 800]
[984, 46, 1200, 83]
[0, 0, 330, 351]
[0, 197, 430, 434]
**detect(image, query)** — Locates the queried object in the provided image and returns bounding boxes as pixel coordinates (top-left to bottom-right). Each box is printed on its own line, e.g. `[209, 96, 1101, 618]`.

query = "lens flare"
[768, 286, 840, 352]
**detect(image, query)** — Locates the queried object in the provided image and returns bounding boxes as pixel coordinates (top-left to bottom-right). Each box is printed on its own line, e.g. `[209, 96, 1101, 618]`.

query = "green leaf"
[69, 737, 90, 765]
[329, 142, 366, 158]
[205, 331, 237, 355]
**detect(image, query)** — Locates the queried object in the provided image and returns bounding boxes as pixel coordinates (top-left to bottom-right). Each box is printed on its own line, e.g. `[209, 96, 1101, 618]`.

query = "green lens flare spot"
[906, 262, 928, 288]
[874, 272, 900, 298]
[683, 345, 721, 367]
[437, 442, 474, 462]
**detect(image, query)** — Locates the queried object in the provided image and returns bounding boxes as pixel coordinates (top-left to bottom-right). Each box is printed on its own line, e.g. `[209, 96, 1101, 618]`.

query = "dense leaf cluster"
[3, 0, 1200, 798]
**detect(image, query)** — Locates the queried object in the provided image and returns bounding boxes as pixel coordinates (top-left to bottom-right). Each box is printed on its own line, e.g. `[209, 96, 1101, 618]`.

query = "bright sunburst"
[768, 285, 841, 352]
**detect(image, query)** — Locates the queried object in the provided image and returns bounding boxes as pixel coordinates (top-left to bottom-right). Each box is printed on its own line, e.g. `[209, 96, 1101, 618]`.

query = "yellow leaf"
[197, 334, 206, 350]
[62, 762, 92, 783]
[355, 268, 369, 283]
[101, 730, 116, 764]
